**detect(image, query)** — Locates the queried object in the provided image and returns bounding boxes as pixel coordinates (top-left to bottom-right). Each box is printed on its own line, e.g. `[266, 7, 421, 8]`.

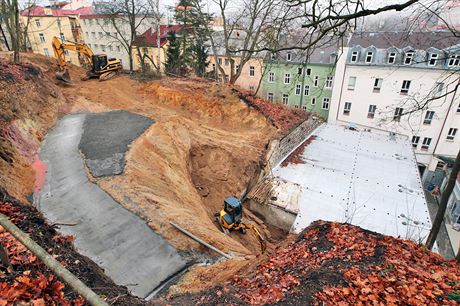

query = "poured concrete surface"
[79, 110, 155, 177]
[36, 113, 186, 298]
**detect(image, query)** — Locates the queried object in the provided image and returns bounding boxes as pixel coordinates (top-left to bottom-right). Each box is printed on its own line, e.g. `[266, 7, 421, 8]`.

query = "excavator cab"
[222, 197, 243, 227]
[92, 54, 108, 72]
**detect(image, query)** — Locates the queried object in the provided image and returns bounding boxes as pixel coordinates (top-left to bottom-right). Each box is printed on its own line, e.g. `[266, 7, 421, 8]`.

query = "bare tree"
[1, 0, 20, 63]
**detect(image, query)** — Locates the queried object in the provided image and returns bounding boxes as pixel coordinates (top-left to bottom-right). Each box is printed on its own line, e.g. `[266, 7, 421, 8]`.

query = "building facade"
[80, 15, 157, 70]
[261, 47, 337, 120]
[328, 31, 460, 176]
[20, 6, 90, 65]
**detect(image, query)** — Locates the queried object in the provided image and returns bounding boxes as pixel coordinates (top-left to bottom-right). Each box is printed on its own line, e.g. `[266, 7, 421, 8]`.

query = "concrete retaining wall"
[267, 117, 322, 169]
[249, 200, 297, 232]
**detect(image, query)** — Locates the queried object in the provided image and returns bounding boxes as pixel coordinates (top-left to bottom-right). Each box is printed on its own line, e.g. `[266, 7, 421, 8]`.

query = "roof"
[208, 30, 268, 58]
[133, 25, 182, 47]
[80, 13, 118, 19]
[20, 5, 93, 17]
[349, 31, 460, 50]
[271, 124, 431, 241]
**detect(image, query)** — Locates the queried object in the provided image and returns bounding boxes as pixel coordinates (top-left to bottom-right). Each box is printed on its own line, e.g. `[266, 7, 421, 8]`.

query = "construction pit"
[0, 53, 317, 301]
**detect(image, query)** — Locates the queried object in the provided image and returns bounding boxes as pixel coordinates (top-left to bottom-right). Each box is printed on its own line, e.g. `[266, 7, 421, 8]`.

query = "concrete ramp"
[36, 113, 186, 298]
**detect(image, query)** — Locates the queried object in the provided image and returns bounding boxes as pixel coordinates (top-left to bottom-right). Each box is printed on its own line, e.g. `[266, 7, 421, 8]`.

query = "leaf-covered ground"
[0, 189, 145, 305]
[162, 221, 460, 305]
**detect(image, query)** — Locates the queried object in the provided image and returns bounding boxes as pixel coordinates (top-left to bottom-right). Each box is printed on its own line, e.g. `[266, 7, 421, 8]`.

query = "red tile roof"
[20, 5, 93, 17]
[133, 25, 182, 47]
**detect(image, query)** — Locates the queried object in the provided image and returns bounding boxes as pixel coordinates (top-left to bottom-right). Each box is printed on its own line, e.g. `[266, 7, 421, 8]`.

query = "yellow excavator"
[51, 36, 122, 83]
[216, 197, 266, 253]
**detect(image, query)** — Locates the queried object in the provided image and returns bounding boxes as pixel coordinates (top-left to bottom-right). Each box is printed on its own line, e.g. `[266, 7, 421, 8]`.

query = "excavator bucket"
[56, 69, 72, 84]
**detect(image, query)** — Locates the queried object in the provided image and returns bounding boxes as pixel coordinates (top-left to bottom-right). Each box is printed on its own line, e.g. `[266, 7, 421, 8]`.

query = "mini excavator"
[216, 197, 266, 253]
[51, 36, 122, 83]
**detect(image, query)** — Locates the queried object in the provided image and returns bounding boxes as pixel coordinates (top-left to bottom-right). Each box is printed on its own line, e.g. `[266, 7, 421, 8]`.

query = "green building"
[261, 47, 337, 120]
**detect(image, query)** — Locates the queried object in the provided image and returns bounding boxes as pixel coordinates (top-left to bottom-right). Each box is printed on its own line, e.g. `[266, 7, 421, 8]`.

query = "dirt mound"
[162, 221, 460, 305]
[0, 57, 67, 201]
[0, 189, 145, 305]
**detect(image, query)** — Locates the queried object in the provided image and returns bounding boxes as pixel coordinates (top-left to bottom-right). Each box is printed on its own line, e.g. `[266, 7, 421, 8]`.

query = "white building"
[329, 31, 460, 182]
[80, 14, 157, 70]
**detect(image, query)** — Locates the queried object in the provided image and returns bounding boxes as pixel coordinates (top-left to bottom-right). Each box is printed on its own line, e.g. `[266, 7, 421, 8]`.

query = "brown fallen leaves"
[0, 202, 83, 305]
[168, 220, 460, 305]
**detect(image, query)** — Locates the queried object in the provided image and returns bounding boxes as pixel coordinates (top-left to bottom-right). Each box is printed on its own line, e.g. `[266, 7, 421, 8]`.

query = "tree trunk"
[426, 150, 460, 250]
[12, 0, 19, 63]
[456, 243, 460, 262]
[0, 22, 10, 51]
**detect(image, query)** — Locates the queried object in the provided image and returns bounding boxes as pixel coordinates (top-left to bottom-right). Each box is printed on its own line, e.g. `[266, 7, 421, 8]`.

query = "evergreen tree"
[191, 39, 208, 77]
[164, 31, 182, 75]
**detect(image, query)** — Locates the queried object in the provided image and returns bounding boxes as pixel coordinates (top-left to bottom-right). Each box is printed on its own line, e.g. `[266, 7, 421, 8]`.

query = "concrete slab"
[79, 110, 154, 177]
[272, 124, 432, 242]
[36, 113, 186, 298]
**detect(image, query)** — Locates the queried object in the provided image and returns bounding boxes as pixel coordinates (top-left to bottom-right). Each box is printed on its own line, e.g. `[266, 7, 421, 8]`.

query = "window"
[57, 19, 61, 28]
[365, 51, 373, 63]
[351, 51, 359, 63]
[249, 66, 255, 77]
[404, 51, 414, 65]
[302, 105, 307, 111]
[39, 33, 45, 43]
[348, 76, 356, 90]
[116, 45, 121, 52]
[282, 94, 289, 105]
[368, 105, 377, 119]
[98, 32, 103, 38]
[60, 33, 65, 41]
[89, 19, 93, 25]
[373, 78, 383, 92]
[434, 82, 444, 96]
[457, 103, 460, 113]
[267, 93, 274, 102]
[91, 32, 96, 38]
[304, 85, 310, 96]
[314, 76, 319, 87]
[325, 76, 333, 88]
[108, 45, 113, 51]
[286, 52, 292, 61]
[64, 50, 69, 56]
[388, 52, 396, 64]
[113, 32, 117, 38]
[94, 44, 98, 49]
[212, 64, 216, 71]
[294, 105, 299, 109]
[224, 59, 229, 66]
[284, 73, 290, 84]
[448, 54, 460, 67]
[412, 136, 420, 148]
[85, 31, 89, 37]
[343, 102, 352, 115]
[447, 128, 458, 141]
[218, 58, 222, 65]
[330, 54, 337, 63]
[424, 111, 435, 125]
[311, 97, 316, 105]
[295, 84, 301, 95]
[35, 19, 41, 27]
[297, 67, 303, 75]
[306, 68, 311, 76]
[421, 137, 432, 150]
[393, 107, 403, 122]
[268, 72, 275, 83]
[249, 86, 254, 91]
[401, 80, 411, 94]
[43, 48, 50, 57]
[322, 98, 330, 110]
[101, 45, 106, 52]
[225, 75, 229, 82]
[428, 53, 438, 66]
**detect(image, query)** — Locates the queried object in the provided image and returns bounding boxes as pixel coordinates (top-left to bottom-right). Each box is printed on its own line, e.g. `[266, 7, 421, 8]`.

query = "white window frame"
[284, 73, 291, 84]
[404, 51, 414, 65]
[322, 97, 330, 110]
[350, 51, 359, 63]
[268, 72, 275, 83]
[368, 105, 377, 119]
[304, 85, 310, 96]
[267, 92, 274, 102]
[393, 107, 403, 122]
[421, 137, 432, 150]
[306, 68, 311, 76]
[297, 67, 303, 75]
[401, 80, 411, 94]
[373, 78, 383, 92]
[365, 51, 373, 63]
[286, 53, 292, 61]
[314, 76, 319, 87]
[295, 84, 301, 95]
[282, 94, 289, 105]
[43, 48, 50, 57]
[35, 19, 41, 27]
[343, 102, 352, 115]
[412, 136, 420, 148]
[424, 111, 435, 125]
[325, 76, 333, 88]
[311, 97, 316, 105]
[249, 66, 255, 77]
[39, 33, 45, 43]
[448, 54, 460, 67]
[388, 52, 396, 64]
[447, 128, 458, 141]
[434, 82, 444, 97]
[302, 105, 307, 111]
[428, 53, 438, 66]
[60, 32, 65, 41]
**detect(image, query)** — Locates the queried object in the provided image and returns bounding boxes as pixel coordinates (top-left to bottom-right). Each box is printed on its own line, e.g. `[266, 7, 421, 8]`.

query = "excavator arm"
[51, 36, 94, 83]
[241, 222, 267, 253]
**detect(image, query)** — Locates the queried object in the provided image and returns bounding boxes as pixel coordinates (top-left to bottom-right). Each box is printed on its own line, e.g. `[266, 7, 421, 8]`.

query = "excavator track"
[99, 71, 117, 81]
